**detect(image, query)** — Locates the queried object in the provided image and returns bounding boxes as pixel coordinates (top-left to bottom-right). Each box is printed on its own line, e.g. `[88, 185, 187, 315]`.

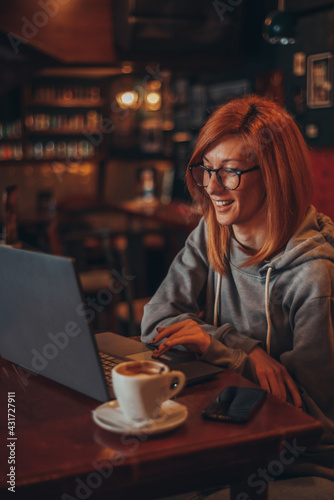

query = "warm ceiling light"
[116, 91, 140, 109]
[121, 92, 136, 105]
[146, 92, 160, 105]
[145, 91, 161, 110]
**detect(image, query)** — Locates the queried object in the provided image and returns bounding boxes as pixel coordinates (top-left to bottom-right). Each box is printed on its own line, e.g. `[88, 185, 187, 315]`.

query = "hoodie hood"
[229, 206, 334, 277]
[264, 206, 334, 274]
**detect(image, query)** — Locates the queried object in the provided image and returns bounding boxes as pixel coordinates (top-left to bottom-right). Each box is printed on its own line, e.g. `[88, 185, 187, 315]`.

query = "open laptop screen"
[0, 245, 110, 402]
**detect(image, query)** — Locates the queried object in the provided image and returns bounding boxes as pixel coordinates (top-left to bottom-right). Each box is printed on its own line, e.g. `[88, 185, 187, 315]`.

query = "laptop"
[0, 245, 222, 402]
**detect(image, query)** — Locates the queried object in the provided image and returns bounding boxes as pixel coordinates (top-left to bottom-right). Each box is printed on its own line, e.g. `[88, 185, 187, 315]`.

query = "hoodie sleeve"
[141, 218, 260, 373]
[280, 260, 334, 425]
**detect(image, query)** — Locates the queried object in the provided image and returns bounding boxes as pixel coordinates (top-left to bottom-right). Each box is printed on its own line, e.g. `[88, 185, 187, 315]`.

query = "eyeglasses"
[189, 163, 260, 191]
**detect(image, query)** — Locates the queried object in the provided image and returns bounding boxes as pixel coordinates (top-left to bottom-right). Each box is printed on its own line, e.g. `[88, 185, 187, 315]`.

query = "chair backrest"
[46, 208, 166, 336]
[2, 185, 19, 246]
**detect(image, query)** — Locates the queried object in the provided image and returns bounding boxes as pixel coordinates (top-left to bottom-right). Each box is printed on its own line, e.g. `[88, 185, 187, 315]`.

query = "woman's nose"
[205, 171, 224, 195]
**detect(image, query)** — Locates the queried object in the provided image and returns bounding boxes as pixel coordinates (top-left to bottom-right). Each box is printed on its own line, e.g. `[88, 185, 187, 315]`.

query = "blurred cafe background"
[0, 0, 334, 334]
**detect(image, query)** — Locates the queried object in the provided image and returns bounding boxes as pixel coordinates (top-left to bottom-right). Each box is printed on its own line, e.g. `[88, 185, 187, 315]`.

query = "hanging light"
[145, 91, 161, 111]
[263, 0, 296, 45]
[115, 90, 141, 110]
[144, 79, 162, 111]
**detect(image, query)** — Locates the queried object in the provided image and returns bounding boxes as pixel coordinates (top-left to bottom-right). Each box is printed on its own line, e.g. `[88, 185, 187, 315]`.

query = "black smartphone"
[202, 386, 267, 423]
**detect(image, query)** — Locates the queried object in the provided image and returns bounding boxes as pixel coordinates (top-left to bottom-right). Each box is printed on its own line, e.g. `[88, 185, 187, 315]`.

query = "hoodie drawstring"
[214, 267, 273, 355]
[265, 266, 273, 355]
[214, 273, 222, 327]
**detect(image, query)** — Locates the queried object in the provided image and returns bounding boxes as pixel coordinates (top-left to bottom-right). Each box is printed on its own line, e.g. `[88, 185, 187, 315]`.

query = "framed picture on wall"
[307, 52, 333, 108]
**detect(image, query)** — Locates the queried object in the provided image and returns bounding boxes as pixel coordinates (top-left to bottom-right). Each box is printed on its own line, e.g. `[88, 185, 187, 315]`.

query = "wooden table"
[0, 357, 323, 500]
[109, 199, 202, 232]
[109, 199, 202, 277]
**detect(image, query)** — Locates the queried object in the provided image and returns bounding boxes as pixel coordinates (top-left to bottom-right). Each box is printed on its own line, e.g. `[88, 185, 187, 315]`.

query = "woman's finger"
[267, 370, 287, 401]
[150, 327, 169, 344]
[152, 329, 210, 357]
[151, 319, 199, 344]
[284, 374, 303, 408]
[153, 326, 190, 345]
[152, 342, 172, 358]
[255, 370, 271, 394]
[152, 335, 194, 357]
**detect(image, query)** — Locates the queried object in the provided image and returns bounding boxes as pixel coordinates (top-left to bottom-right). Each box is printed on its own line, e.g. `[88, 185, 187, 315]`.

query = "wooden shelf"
[0, 74, 113, 168]
[0, 155, 103, 165]
[26, 128, 101, 135]
[26, 99, 105, 108]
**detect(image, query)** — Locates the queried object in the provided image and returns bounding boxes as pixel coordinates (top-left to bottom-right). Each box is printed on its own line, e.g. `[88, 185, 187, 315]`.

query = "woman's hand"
[249, 346, 302, 408]
[151, 319, 211, 358]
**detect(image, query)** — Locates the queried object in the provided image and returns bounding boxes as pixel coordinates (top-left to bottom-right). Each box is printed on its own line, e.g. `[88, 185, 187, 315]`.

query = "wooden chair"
[46, 205, 166, 335]
[112, 230, 166, 337]
[46, 215, 117, 330]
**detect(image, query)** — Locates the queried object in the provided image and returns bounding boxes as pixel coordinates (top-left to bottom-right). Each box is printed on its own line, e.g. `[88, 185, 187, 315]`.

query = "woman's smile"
[213, 198, 234, 210]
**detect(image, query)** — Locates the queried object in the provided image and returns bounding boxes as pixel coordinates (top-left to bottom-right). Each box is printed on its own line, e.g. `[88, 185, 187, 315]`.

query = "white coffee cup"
[112, 360, 186, 423]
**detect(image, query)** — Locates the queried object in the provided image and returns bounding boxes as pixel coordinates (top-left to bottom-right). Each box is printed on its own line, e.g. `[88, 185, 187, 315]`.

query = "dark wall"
[272, 8, 334, 146]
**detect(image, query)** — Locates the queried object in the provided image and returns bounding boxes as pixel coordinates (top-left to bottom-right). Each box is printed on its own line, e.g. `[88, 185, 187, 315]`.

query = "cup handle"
[167, 370, 186, 398]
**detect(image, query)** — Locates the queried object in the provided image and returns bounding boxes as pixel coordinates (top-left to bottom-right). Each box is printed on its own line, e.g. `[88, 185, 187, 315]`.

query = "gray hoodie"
[141, 205, 334, 479]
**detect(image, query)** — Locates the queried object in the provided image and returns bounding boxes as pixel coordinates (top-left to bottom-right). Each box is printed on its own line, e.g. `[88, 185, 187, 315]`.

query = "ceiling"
[0, 0, 333, 94]
[0, 0, 115, 65]
[1, 0, 334, 60]
[284, 0, 334, 14]
[0, 0, 116, 94]
[1, 0, 334, 63]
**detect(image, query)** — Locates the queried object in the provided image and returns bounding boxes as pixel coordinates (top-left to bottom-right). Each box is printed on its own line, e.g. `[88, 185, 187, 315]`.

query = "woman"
[141, 95, 334, 481]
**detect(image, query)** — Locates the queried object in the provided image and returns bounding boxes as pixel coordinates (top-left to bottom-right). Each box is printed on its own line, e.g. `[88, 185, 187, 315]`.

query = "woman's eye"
[221, 168, 236, 176]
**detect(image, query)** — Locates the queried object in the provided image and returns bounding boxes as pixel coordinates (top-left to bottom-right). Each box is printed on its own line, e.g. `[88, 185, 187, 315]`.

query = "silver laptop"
[0, 245, 222, 402]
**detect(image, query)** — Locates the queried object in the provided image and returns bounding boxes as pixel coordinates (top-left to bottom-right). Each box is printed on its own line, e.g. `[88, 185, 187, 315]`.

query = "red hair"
[186, 95, 313, 274]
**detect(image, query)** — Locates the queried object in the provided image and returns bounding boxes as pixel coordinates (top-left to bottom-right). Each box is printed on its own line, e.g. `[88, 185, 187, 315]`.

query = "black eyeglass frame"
[189, 164, 261, 191]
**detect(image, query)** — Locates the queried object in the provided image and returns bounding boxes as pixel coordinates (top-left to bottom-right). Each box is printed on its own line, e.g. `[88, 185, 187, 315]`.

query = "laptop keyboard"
[99, 352, 122, 388]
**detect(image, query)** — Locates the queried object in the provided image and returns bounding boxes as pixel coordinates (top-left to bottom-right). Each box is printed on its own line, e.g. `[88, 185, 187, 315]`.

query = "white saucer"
[92, 400, 188, 435]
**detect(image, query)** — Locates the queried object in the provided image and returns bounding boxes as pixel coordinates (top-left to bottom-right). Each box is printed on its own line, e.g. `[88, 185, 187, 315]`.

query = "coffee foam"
[117, 361, 166, 377]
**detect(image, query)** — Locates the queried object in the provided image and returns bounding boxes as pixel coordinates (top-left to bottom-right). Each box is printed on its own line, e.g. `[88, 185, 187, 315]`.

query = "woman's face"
[203, 135, 267, 243]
